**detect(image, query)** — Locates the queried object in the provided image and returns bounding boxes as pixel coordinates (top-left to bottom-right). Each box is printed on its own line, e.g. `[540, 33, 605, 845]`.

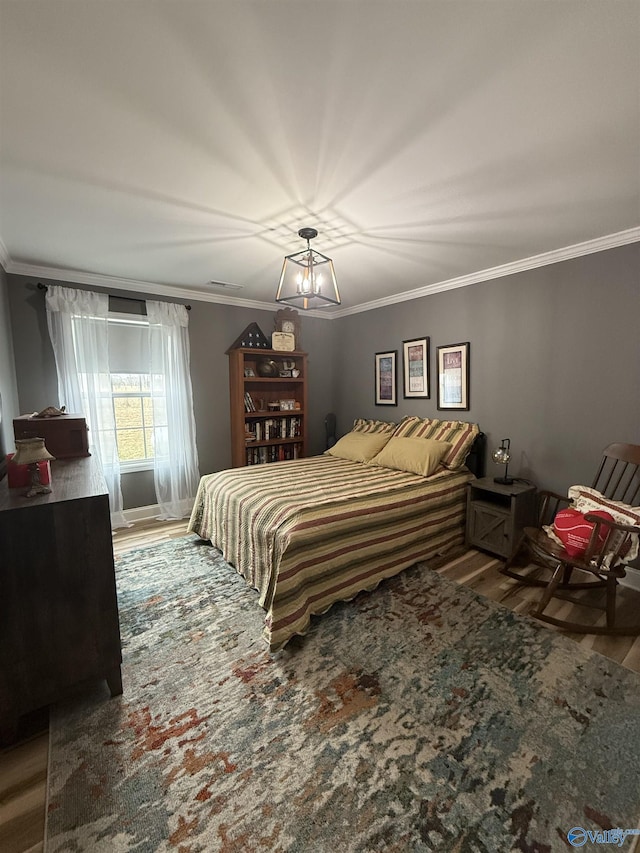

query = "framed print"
[375, 350, 398, 406]
[402, 337, 430, 398]
[437, 342, 470, 410]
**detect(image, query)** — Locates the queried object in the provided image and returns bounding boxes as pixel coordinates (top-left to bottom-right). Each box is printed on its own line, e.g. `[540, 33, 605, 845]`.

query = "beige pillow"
[392, 416, 479, 469]
[325, 431, 391, 463]
[370, 436, 451, 477]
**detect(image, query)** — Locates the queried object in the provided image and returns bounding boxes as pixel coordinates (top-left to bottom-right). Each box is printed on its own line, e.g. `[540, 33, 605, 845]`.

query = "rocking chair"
[500, 443, 640, 636]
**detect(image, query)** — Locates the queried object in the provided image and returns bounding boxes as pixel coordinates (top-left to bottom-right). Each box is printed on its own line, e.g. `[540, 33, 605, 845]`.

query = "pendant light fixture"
[275, 228, 341, 309]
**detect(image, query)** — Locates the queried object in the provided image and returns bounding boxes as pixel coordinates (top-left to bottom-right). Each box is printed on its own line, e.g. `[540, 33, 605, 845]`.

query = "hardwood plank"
[0, 734, 48, 801]
[0, 778, 46, 853]
[622, 637, 640, 674]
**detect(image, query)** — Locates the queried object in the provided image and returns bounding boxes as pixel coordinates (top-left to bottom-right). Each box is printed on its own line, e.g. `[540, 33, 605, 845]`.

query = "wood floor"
[2, 520, 640, 853]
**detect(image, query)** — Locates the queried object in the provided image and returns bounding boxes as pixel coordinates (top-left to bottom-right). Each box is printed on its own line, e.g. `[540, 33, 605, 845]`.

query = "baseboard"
[620, 567, 640, 592]
[122, 504, 161, 523]
[121, 502, 195, 524]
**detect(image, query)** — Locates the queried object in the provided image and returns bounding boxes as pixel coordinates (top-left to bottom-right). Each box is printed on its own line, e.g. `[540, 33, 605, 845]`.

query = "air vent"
[209, 280, 244, 291]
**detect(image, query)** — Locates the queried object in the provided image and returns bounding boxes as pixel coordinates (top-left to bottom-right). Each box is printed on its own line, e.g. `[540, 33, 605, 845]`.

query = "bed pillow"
[325, 431, 391, 463]
[351, 418, 397, 435]
[391, 416, 479, 469]
[369, 436, 451, 477]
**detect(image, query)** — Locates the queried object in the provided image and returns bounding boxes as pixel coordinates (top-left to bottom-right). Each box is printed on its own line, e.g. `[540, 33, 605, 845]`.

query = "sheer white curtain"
[147, 300, 200, 519]
[45, 285, 129, 529]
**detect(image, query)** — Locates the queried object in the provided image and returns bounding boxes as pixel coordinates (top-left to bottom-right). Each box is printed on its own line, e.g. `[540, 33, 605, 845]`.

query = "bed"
[188, 416, 485, 650]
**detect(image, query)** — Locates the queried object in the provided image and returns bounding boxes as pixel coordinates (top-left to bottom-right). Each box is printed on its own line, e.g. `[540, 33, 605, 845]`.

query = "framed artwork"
[437, 342, 470, 410]
[375, 350, 398, 406]
[402, 337, 430, 398]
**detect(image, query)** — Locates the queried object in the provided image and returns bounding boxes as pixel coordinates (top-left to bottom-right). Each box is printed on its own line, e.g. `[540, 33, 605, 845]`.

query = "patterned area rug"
[46, 536, 640, 852]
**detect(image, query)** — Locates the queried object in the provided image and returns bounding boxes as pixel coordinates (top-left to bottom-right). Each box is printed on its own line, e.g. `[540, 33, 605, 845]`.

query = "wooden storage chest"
[13, 414, 90, 458]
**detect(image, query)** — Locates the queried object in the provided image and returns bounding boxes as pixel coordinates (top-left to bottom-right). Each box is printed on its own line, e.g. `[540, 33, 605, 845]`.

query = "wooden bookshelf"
[227, 347, 308, 467]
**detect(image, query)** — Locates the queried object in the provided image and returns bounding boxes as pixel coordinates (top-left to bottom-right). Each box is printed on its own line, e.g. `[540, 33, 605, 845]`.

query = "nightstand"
[466, 477, 537, 559]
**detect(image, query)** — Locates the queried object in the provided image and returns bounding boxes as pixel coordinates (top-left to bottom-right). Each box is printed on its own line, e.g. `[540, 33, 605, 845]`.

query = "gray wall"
[5, 243, 639, 506]
[6, 275, 337, 508]
[0, 264, 20, 468]
[333, 242, 640, 494]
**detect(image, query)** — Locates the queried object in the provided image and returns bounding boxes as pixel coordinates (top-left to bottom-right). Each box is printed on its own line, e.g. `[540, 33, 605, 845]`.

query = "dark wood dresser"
[0, 456, 122, 743]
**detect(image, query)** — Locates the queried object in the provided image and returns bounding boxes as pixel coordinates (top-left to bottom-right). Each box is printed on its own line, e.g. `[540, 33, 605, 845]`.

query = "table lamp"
[12, 437, 55, 497]
[492, 438, 514, 485]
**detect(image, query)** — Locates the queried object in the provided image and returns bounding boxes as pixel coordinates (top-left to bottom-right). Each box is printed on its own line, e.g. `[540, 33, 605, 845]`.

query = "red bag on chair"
[553, 507, 615, 558]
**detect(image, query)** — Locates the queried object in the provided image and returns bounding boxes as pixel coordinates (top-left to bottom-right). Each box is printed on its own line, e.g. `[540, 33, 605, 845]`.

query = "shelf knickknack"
[228, 323, 271, 350]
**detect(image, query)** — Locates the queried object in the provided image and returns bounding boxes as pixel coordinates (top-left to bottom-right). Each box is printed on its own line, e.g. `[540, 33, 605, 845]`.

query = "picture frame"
[375, 350, 398, 406]
[244, 367, 255, 377]
[402, 337, 430, 398]
[437, 342, 470, 410]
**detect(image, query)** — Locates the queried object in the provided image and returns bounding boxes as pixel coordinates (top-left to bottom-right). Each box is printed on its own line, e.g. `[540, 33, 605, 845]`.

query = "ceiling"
[1, 1, 638, 316]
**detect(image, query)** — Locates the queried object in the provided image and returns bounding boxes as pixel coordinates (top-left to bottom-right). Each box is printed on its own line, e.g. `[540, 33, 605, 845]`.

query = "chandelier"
[275, 228, 341, 309]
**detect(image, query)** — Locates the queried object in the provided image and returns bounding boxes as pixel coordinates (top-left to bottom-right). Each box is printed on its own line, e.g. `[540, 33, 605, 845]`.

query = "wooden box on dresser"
[227, 347, 308, 467]
[0, 456, 122, 743]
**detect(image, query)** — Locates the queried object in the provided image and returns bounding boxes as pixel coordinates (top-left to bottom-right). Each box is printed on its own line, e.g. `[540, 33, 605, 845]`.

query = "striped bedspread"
[188, 455, 473, 650]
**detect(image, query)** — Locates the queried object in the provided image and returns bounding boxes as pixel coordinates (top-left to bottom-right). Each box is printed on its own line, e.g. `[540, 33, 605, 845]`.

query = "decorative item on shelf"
[267, 402, 280, 412]
[279, 399, 296, 411]
[279, 358, 295, 377]
[228, 323, 270, 350]
[275, 229, 340, 310]
[256, 358, 280, 378]
[272, 331, 296, 352]
[492, 438, 514, 485]
[12, 437, 55, 497]
[34, 405, 66, 418]
[273, 308, 301, 349]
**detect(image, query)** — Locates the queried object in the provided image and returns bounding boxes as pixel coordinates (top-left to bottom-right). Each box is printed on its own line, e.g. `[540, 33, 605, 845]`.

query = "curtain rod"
[36, 282, 191, 310]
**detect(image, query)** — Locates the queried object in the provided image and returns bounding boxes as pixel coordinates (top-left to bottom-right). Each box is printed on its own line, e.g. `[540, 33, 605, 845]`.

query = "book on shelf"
[244, 391, 256, 412]
[245, 442, 303, 465]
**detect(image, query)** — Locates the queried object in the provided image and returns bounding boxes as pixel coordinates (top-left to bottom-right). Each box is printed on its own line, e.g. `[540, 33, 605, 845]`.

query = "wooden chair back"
[536, 443, 640, 528]
[592, 443, 640, 504]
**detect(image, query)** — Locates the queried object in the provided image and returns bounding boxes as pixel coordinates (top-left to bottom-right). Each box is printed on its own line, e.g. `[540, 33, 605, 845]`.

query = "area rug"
[45, 536, 640, 853]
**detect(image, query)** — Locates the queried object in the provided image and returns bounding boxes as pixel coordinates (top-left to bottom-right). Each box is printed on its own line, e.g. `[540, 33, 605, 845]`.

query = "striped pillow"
[352, 418, 397, 435]
[392, 416, 480, 469]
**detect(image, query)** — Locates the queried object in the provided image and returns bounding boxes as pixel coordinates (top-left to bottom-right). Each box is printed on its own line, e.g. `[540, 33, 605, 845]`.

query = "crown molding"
[3, 259, 332, 318]
[2, 226, 638, 320]
[329, 226, 640, 318]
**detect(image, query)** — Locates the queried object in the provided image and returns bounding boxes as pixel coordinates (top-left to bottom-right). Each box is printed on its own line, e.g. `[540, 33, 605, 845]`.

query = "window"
[111, 373, 156, 463]
[105, 315, 166, 469]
